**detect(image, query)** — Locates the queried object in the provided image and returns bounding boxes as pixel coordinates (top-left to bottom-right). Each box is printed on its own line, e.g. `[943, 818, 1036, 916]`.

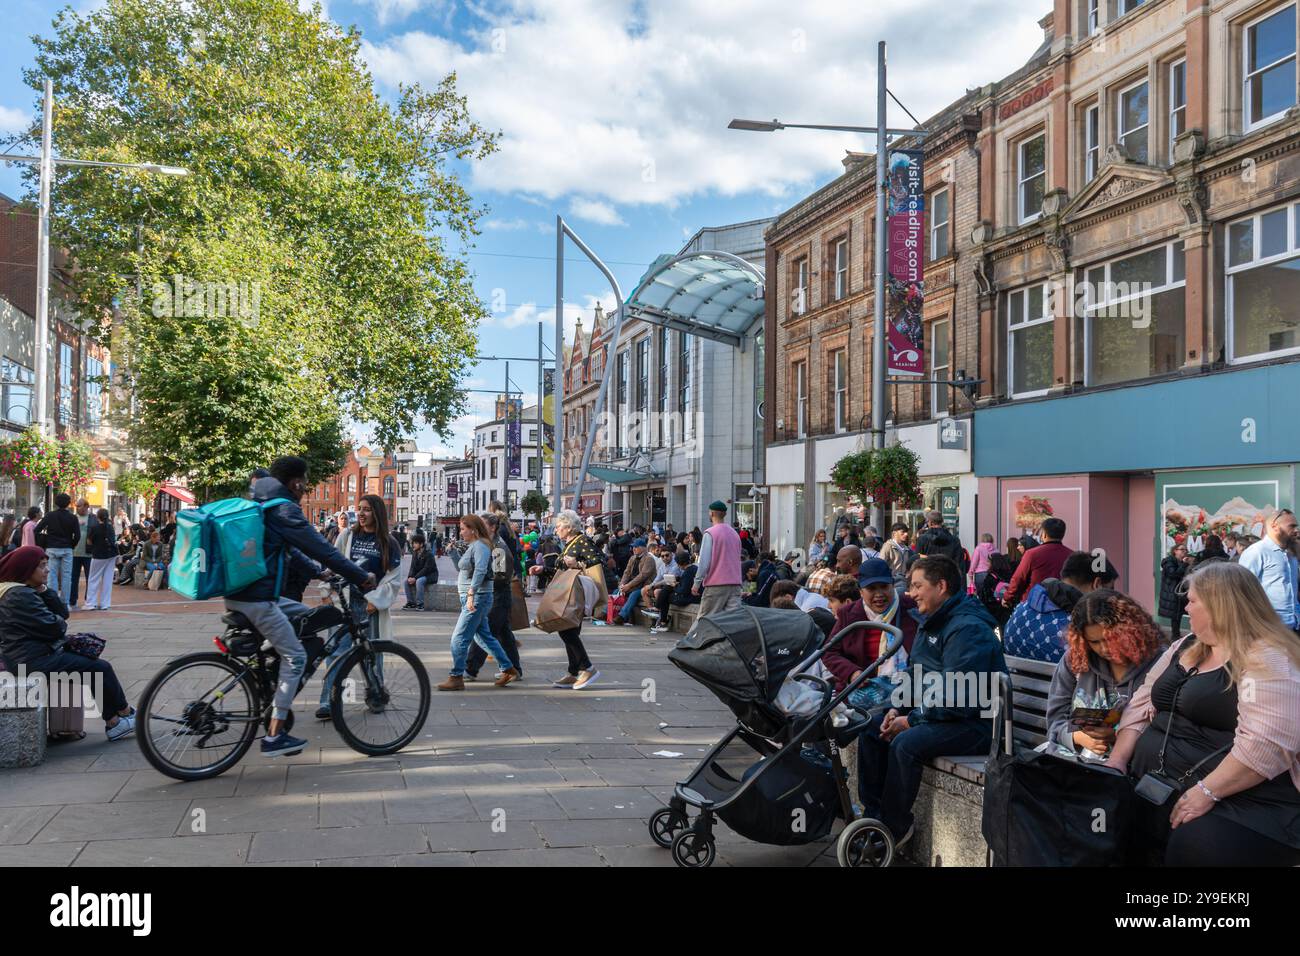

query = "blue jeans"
[405, 576, 428, 606]
[319, 595, 375, 708]
[448, 591, 511, 676]
[856, 712, 991, 839]
[618, 587, 643, 621]
[46, 548, 74, 606]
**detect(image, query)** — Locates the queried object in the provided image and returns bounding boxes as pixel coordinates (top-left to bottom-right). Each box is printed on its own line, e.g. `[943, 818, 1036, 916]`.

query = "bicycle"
[136, 580, 431, 781]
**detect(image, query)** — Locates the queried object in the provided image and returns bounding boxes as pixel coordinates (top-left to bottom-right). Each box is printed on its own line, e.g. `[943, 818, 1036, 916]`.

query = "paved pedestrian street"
[0, 591, 838, 867]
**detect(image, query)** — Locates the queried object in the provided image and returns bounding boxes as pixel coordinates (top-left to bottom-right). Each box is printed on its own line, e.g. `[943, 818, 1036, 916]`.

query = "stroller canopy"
[669, 606, 822, 708]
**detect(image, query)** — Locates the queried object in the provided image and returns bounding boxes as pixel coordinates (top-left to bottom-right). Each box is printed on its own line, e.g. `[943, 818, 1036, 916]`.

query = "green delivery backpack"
[169, 497, 290, 601]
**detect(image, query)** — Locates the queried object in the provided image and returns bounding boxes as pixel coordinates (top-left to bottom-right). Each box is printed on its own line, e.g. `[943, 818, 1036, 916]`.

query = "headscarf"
[0, 545, 47, 584]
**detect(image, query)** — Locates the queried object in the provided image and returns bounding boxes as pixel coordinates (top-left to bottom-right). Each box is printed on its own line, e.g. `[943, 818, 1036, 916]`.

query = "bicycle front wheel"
[330, 640, 430, 756]
[137, 652, 262, 781]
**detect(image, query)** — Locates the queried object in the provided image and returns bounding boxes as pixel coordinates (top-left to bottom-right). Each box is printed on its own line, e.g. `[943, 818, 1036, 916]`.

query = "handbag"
[534, 568, 586, 633]
[509, 576, 529, 631]
[148, 568, 165, 591]
[1134, 666, 1231, 806]
[63, 632, 106, 660]
[606, 593, 628, 624]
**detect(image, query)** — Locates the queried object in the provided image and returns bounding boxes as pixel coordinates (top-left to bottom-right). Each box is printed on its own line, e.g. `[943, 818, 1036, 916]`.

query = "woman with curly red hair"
[1045, 589, 1165, 758]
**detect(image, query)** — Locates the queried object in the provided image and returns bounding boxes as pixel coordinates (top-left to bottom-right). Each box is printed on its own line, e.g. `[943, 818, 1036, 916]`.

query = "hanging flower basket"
[830, 443, 923, 511]
[0, 427, 60, 487]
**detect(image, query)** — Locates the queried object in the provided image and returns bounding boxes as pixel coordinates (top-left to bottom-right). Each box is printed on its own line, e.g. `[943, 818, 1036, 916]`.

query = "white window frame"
[1086, 0, 1100, 36]
[1117, 77, 1151, 164]
[1081, 240, 1187, 386]
[794, 361, 808, 439]
[1119, 0, 1146, 14]
[1225, 200, 1300, 363]
[832, 350, 847, 433]
[1168, 58, 1187, 164]
[931, 318, 951, 418]
[1243, 3, 1298, 133]
[794, 257, 809, 314]
[930, 187, 950, 261]
[1017, 133, 1047, 224]
[1006, 282, 1054, 399]
[1084, 103, 1101, 181]
[834, 238, 848, 300]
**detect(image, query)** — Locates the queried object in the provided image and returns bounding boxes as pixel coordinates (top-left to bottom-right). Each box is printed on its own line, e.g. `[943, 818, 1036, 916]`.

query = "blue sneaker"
[260, 732, 308, 758]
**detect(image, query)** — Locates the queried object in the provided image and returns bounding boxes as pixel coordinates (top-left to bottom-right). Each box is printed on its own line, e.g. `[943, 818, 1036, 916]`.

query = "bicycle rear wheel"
[330, 640, 430, 756]
[137, 652, 262, 781]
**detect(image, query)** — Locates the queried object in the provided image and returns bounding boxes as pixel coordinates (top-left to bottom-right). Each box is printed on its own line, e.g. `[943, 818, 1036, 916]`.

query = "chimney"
[842, 150, 873, 173]
[1038, 10, 1054, 44]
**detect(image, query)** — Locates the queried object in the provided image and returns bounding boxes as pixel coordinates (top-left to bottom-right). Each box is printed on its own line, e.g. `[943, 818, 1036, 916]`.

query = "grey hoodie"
[1046, 647, 1161, 750]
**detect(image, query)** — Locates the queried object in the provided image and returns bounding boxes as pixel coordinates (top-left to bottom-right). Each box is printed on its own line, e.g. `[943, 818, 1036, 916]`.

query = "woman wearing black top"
[84, 508, 117, 610]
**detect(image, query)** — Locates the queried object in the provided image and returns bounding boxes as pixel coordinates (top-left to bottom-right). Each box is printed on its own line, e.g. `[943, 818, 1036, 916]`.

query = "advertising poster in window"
[1002, 486, 1083, 549]
[887, 148, 925, 376]
[1156, 467, 1292, 558]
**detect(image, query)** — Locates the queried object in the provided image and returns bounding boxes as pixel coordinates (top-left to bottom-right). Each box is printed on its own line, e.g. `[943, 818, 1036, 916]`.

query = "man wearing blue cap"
[612, 536, 657, 625]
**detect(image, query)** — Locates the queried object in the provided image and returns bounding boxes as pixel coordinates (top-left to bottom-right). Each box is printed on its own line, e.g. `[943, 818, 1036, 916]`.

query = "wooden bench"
[906, 655, 1055, 866]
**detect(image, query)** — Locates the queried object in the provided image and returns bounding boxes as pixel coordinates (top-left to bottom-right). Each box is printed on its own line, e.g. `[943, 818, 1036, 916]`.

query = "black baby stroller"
[649, 605, 905, 868]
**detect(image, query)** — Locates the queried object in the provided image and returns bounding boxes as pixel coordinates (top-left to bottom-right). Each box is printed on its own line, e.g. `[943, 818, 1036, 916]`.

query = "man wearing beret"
[693, 500, 743, 617]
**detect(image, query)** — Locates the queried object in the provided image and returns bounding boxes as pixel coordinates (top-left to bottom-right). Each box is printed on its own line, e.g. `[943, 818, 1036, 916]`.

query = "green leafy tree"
[20, 0, 498, 495]
[521, 489, 550, 525]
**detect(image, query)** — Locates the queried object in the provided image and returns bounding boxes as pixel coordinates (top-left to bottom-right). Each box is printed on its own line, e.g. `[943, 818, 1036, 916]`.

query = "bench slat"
[1005, 655, 1058, 678]
[1010, 675, 1053, 696]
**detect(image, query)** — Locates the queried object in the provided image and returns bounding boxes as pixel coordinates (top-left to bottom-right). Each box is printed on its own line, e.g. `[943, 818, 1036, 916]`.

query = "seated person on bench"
[855, 555, 1007, 849]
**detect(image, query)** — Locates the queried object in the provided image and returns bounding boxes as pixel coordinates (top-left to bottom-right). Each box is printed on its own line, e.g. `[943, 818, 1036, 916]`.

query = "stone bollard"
[0, 674, 48, 768]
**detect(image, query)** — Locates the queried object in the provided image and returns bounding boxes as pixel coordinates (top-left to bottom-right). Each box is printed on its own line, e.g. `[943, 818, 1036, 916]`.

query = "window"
[794, 361, 808, 438]
[793, 256, 809, 315]
[929, 188, 951, 262]
[528, 456, 540, 480]
[1084, 103, 1101, 181]
[383, 476, 394, 496]
[656, 326, 667, 445]
[1083, 241, 1185, 386]
[1244, 4, 1297, 131]
[616, 350, 628, 407]
[635, 338, 649, 418]
[1227, 201, 1300, 362]
[833, 238, 849, 300]
[1, 358, 32, 426]
[398, 483, 408, 498]
[1018, 134, 1046, 223]
[84, 355, 103, 428]
[678, 332, 691, 431]
[931, 319, 951, 417]
[1119, 0, 1146, 13]
[490, 457, 498, 480]
[1118, 79, 1150, 164]
[491, 430, 498, 443]
[347, 475, 356, 493]
[1086, 0, 1100, 35]
[832, 350, 848, 432]
[1168, 59, 1187, 163]
[1005, 283, 1054, 397]
[58, 342, 73, 426]
[398, 461, 409, 474]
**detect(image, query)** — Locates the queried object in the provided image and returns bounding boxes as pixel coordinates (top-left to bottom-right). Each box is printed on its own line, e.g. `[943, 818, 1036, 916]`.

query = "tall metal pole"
[554, 216, 564, 512]
[536, 322, 543, 495]
[34, 78, 53, 436]
[871, 41, 888, 534]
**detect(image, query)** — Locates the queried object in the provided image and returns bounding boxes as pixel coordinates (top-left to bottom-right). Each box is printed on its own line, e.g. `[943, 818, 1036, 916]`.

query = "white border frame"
[1084, 102, 1101, 182]
[930, 186, 950, 261]
[1081, 240, 1186, 386]
[834, 237, 848, 301]
[931, 317, 951, 418]
[1168, 58, 1187, 165]
[833, 349, 848, 433]
[1003, 485, 1084, 550]
[1158, 479, 1281, 555]
[1243, 2, 1298, 134]
[1018, 133, 1047, 225]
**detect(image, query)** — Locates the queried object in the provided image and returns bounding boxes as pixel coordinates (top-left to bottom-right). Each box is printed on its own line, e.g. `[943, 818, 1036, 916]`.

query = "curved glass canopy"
[623, 250, 765, 347]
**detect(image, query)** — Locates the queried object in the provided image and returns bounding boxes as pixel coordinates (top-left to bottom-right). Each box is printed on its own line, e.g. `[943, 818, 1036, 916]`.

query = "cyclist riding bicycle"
[225, 455, 376, 758]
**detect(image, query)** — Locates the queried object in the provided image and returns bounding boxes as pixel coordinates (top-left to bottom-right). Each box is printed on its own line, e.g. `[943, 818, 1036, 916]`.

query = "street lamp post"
[729, 41, 925, 533]
[0, 78, 190, 436]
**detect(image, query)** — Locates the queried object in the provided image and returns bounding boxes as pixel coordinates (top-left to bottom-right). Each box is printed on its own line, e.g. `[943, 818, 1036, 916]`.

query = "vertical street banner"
[508, 416, 522, 478]
[447, 480, 457, 500]
[886, 148, 925, 376]
[542, 367, 556, 463]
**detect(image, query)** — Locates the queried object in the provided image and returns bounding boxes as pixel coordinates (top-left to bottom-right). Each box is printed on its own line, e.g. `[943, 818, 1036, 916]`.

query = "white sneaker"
[106, 715, 136, 741]
[573, 669, 601, 690]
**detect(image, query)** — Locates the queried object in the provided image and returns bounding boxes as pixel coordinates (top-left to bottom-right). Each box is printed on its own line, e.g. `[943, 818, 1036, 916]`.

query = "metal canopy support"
[556, 216, 628, 518]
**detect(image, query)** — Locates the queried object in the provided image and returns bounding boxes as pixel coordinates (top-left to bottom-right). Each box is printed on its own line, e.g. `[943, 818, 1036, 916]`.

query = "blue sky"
[0, 0, 1044, 457]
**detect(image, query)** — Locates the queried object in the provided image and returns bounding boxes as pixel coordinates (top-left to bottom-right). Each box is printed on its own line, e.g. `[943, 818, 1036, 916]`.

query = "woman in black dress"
[1107, 562, 1300, 866]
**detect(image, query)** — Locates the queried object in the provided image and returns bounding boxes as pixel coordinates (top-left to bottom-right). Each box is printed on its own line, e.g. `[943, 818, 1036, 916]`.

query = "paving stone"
[178, 795, 319, 835]
[470, 846, 605, 867]
[536, 818, 657, 848]
[395, 851, 474, 867]
[0, 771, 130, 807]
[383, 789, 479, 824]
[74, 834, 253, 866]
[249, 824, 428, 862]
[0, 805, 60, 845]
[546, 787, 662, 819]
[422, 820, 545, 852]
[0, 842, 85, 866]
[36, 799, 188, 843]
[285, 761, 406, 795]
[319, 792, 387, 827]
[112, 769, 240, 803]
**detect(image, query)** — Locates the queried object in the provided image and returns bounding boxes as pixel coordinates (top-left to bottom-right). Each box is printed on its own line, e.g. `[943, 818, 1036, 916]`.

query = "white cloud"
[0, 106, 30, 136]
[568, 197, 625, 227]
[482, 216, 536, 231]
[360, 0, 1042, 209]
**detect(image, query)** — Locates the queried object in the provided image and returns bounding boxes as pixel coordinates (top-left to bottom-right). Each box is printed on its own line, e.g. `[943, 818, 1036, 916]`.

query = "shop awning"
[160, 483, 196, 505]
[623, 250, 765, 348]
[586, 462, 665, 486]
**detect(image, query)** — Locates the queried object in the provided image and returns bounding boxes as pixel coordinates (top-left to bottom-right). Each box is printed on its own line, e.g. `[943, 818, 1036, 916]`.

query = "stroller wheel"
[671, 830, 716, 868]
[837, 818, 894, 868]
[648, 807, 688, 849]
